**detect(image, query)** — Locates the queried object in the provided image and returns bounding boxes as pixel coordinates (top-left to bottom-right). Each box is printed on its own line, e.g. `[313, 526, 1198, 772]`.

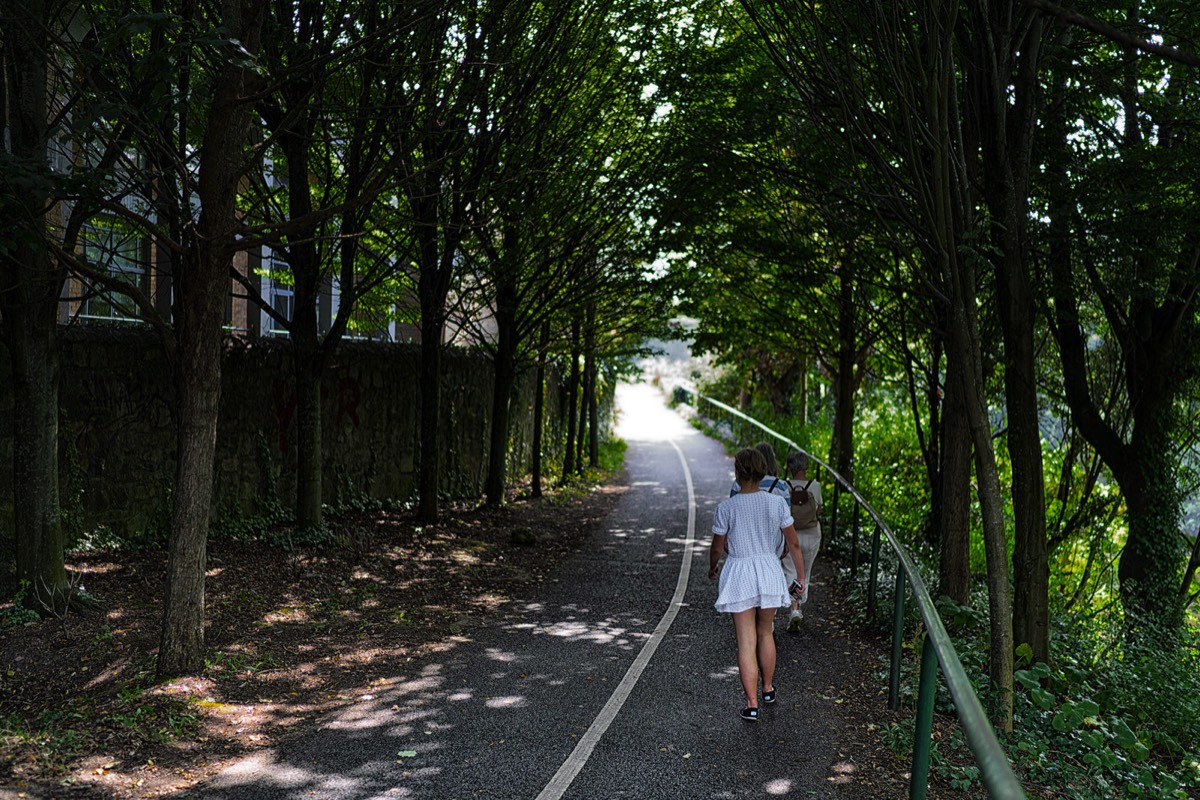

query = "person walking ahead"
[708, 448, 806, 722]
[782, 451, 824, 631]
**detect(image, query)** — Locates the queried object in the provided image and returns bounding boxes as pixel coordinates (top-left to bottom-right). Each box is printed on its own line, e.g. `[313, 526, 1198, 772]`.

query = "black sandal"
[740, 707, 759, 721]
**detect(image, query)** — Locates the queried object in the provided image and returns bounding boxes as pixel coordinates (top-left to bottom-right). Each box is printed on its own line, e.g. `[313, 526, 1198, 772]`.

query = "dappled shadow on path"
[193, 592, 693, 799]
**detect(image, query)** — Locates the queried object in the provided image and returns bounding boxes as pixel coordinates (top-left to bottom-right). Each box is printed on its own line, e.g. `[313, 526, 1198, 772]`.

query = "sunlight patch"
[764, 777, 793, 794]
[539, 619, 632, 645]
[485, 695, 527, 709]
[711, 666, 740, 681]
[217, 752, 312, 786]
[828, 760, 858, 784]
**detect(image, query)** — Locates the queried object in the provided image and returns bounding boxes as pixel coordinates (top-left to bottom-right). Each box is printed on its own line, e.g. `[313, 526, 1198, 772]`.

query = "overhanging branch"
[1025, 0, 1200, 67]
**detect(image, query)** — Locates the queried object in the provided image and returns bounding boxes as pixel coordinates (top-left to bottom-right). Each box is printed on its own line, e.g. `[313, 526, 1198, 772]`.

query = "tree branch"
[1023, 0, 1200, 68]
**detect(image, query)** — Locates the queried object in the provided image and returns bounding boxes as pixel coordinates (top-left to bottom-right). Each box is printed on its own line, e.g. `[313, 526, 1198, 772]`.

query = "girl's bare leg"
[756, 606, 777, 693]
[731, 609, 760, 707]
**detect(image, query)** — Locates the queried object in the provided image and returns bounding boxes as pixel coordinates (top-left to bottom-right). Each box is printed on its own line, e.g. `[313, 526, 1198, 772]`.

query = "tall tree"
[388, 0, 512, 524]
[530, 320, 551, 497]
[1, 0, 141, 613]
[235, 0, 400, 529]
[0, 0, 71, 613]
[961, 0, 1052, 663]
[65, 0, 270, 673]
[739, 0, 1016, 729]
[561, 314, 582, 479]
[880, 248, 973, 604]
[1038, 3, 1200, 635]
[156, 0, 267, 676]
[32, 0, 270, 673]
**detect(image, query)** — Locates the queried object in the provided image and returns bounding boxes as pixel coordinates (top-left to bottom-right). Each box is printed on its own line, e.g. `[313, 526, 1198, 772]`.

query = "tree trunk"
[6, 306, 69, 614]
[795, 351, 808, 426]
[293, 341, 323, 529]
[577, 343, 591, 474]
[531, 322, 549, 499]
[1001, 257, 1049, 661]
[158, 272, 224, 675]
[1120, 423, 1185, 630]
[919, 333, 944, 548]
[1045, 65, 1192, 636]
[0, 3, 70, 614]
[1052, 269, 1191, 633]
[588, 380, 599, 468]
[738, 382, 751, 411]
[282, 122, 324, 531]
[968, 0, 1050, 665]
[832, 365, 855, 485]
[929, 2, 1013, 710]
[586, 316, 598, 468]
[939, 350, 972, 605]
[1180, 524, 1200, 605]
[485, 279, 519, 506]
[945, 251, 1014, 732]
[157, 0, 262, 677]
[561, 317, 580, 480]
[761, 358, 799, 416]
[417, 314, 444, 523]
[831, 256, 857, 493]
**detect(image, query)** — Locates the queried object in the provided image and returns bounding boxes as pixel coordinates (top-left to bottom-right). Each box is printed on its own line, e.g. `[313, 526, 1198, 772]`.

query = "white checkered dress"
[712, 490, 793, 613]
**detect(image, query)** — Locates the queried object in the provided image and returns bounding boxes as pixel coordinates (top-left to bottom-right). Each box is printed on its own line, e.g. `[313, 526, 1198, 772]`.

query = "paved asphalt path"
[187, 382, 890, 799]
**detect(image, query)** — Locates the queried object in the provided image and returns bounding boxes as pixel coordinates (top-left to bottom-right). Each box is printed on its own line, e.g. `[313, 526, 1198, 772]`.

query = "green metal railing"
[689, 390, 1026, 800]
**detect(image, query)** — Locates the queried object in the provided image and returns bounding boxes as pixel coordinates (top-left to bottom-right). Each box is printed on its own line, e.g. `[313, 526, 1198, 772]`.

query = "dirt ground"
[1, 475, 937, 800]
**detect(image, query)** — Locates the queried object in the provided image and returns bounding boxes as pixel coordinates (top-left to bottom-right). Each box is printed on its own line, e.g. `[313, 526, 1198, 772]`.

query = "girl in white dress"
[708, 448, 806, 721]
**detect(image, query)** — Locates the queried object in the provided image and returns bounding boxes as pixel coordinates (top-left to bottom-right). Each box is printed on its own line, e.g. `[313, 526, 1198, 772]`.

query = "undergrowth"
[873, 589, 1200, 798]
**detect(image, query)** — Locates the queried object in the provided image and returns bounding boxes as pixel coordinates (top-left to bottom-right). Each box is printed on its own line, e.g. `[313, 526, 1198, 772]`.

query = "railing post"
[851, 499, 861, 578]
[852, 499, 861, 547]
[889, 569, 906, 710]
[844, 484, 854, 578]
[833, 481, 842, 535]
[867, 523, 882, 618]
[910, 632, 938, 800]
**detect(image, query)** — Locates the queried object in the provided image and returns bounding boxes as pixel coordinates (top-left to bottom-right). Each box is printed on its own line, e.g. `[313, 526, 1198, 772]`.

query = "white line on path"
[534, 440, 697, 800]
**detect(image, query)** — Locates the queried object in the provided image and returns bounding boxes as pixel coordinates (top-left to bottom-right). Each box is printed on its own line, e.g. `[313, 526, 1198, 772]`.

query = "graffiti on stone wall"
[73, 375, 172, 480]
[271, 376, 363, 454]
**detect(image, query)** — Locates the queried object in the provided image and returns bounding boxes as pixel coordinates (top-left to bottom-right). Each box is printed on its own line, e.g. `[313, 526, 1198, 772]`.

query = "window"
[263, 249, 293, 337]
[78, 222, 146, 321]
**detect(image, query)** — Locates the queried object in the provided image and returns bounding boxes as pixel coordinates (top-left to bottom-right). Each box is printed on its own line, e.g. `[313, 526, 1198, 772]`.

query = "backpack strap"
[770, 477, 787, 558]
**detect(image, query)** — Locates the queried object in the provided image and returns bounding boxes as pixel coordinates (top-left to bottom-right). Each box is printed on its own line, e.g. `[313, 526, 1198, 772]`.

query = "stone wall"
[0, 326, 569, 548]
